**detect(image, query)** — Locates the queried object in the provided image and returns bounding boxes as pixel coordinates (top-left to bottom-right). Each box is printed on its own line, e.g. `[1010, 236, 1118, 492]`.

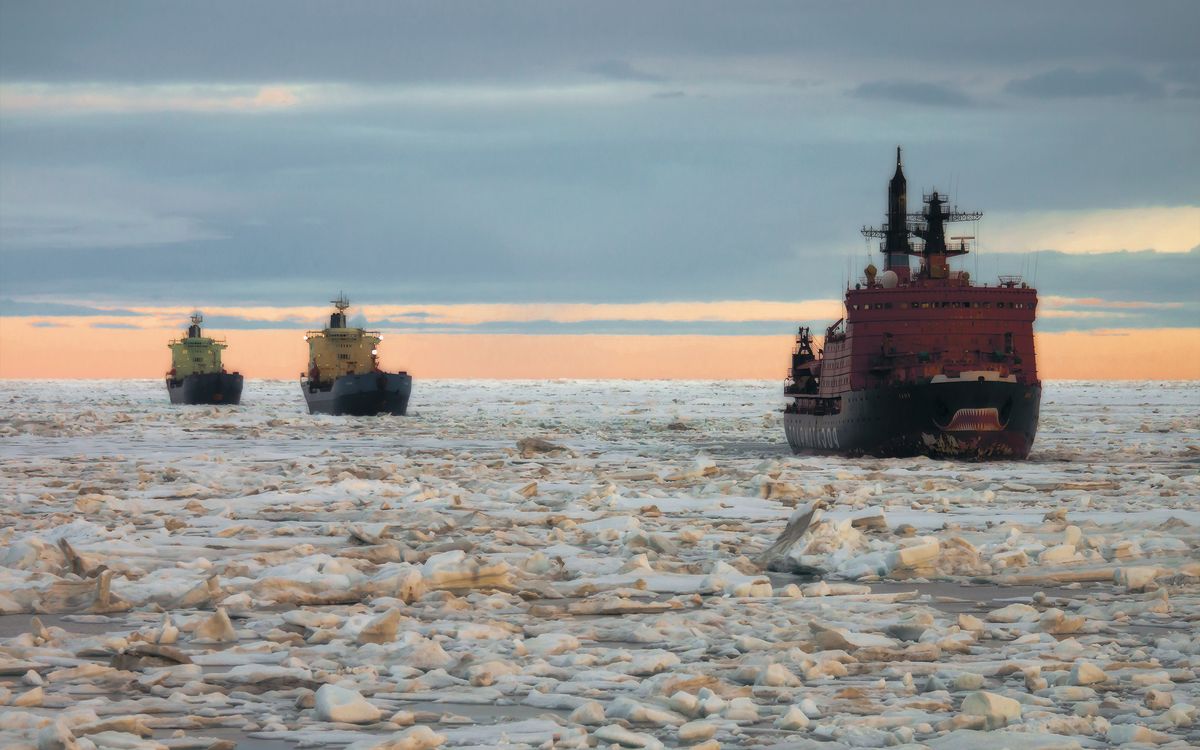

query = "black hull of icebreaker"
[166, 373, 243, 405]
[784, 380, 1041, 460]
[302, 372, 412, 416]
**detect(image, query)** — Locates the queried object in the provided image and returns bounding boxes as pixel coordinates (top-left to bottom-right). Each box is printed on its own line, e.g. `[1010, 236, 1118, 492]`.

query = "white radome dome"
[879, 270, 899, 289]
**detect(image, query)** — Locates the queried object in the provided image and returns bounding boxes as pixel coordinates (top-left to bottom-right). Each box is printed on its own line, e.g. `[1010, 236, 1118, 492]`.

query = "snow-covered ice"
[0, 379, 1197, 748]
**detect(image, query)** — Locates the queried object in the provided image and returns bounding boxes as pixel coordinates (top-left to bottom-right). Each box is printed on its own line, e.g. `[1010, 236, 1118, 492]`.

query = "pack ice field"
[0, 380, 1197, 749]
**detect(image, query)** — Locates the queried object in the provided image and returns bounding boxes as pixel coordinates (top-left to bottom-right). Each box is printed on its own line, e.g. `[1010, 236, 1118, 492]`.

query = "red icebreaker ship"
[784, 149, 1041, 459]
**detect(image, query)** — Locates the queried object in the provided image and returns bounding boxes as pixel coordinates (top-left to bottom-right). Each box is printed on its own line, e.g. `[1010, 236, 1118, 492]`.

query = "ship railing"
[304, 328, 383, 338]
[788, 395, 842, 416]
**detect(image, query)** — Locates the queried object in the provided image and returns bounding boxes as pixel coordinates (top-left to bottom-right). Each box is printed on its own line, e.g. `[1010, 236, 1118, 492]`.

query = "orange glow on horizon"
[1, 318, 1197, 380]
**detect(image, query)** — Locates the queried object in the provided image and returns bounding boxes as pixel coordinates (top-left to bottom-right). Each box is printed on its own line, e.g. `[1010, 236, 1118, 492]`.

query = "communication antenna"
[974, 216, 980, 280]
[332, 292, 350, 312]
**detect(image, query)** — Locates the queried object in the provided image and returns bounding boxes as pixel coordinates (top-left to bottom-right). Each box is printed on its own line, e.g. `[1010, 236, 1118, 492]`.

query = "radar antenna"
[190, 311, 204, 326]
[331, 293, 350, 312]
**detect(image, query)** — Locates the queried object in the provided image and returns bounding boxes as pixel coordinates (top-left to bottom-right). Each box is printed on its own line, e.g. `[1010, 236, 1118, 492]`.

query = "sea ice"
[0, 379, 1195, 748]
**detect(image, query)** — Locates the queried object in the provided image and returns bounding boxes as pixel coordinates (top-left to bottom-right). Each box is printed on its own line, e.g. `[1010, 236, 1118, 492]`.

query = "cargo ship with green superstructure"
[166, 313, 244, 405]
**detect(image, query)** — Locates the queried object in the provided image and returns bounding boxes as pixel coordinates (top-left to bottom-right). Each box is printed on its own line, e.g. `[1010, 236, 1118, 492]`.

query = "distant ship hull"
[166, 373, 244, 405]
[784, 380, 1040, 460]
[302, 372, 412, 416]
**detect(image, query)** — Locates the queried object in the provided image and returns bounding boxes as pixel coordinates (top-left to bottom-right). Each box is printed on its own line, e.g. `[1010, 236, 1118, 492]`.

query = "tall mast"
[885, 147, 909, 274]
[862, 147, 914, 280]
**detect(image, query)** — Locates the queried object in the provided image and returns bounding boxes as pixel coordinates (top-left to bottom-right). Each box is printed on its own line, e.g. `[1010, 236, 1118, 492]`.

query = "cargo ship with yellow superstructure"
[166, 313, 244, 404]
[302, 295, 412, 415]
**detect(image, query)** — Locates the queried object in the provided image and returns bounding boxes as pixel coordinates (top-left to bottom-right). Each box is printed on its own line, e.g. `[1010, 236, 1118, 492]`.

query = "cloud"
[998, 248, 1200, 305]
[4, 208, 220, 249]
[0, 81, 647, 117]
[0, 167, 227, 250]
[11, 290, 1197, 335]
[373, 318, 801, 335]
[985, 206, 1200, 254]
[1161, 63, 1200, 98]
[1, 5, 1197, 325]
[3, 3, 1196, 87]
[851, 80, 972, 107]
[584, 60, 665, 83]
[0, 84, 302, 114]
[2, 299, 844, 336]
[1041, 296, 1187, 310]
[1161, 62, 1200, 85]
[0, 299, 138, 317]
[1004, 67, 1164, 98]
[186, 315, 308, 330]
[1034, 294, 1198, 332]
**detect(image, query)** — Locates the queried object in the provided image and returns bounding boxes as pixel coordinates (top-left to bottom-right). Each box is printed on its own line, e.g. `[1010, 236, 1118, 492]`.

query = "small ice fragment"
[356, 608, 403, 645]
[679, 719, 717, 741]
[192, 607, 237, 643]
[960, 690, 1021, 729]
[569, 700, 605, 725]
[775, 705, 810, 729]
[314, 683, 382, 724]
[593, 724, 665, 749]
[1069, 661, 1108, 686]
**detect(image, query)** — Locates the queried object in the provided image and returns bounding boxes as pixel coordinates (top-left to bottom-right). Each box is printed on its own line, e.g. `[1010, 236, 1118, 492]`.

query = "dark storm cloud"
[1005, 67, 1165, 98]
[852, 80, 972, 107]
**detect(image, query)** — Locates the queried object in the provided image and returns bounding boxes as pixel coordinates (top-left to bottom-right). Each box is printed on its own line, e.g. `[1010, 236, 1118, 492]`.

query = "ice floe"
[0, 379, 1196, 748]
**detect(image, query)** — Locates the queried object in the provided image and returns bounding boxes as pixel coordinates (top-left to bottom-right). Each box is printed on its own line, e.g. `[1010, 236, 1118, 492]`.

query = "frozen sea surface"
[0, 379, 1197, 749]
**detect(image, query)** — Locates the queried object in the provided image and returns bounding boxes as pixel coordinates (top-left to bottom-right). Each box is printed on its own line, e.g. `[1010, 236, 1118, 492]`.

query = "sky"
[1, 1, 1198, 378]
